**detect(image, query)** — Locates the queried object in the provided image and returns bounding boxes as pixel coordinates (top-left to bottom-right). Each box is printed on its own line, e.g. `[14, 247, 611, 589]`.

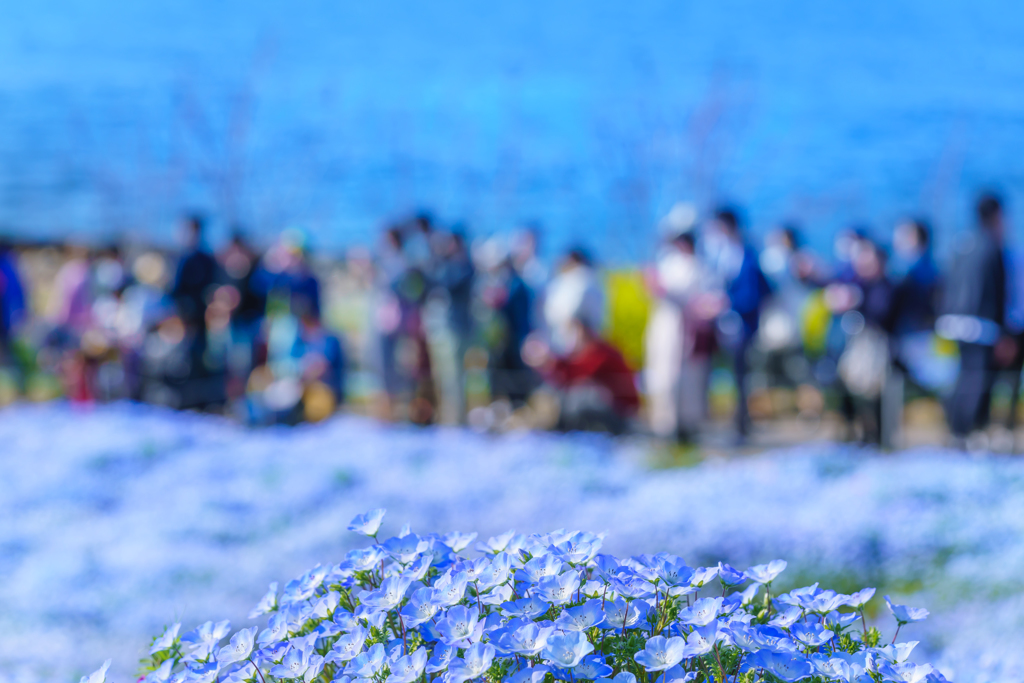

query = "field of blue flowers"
[2, 403, 1023, 683]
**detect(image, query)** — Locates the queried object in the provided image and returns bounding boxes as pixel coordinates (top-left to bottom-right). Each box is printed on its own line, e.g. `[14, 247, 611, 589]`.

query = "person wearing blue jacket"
[708, 207, 772, 441]
[0, 239, 25, 366]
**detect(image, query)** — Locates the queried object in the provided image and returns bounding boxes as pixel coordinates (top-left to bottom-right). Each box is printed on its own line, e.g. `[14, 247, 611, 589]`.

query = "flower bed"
[85, 511, 942, 683]
[3, 403, 1023, 682]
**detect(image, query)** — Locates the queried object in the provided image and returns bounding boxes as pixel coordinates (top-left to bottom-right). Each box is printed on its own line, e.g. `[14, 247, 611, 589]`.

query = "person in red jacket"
[523, 315, 639, 434]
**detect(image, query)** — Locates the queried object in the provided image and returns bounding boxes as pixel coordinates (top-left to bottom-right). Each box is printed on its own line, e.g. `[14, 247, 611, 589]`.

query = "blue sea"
[2, 1, 1024, 262]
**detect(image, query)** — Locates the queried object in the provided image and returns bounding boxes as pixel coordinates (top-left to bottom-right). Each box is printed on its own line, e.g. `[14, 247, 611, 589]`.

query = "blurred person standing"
[218, 232, 269, 400]
[827, 238, 896, 444]
[544, 249, 604, 356]
[479, 238, 535, 408]
[706, 207, 771, 441]
[511, 224, 549, 333]
[371, 225, 435, 423]
[0, 239, 26, 380]
[888, 219, 942, 390]
[758, 225, 818, 391]
[643, 203, 712, 442]
[938, 193, 1013, 444]
[433, 227, 475, 423]
[170, 213, 223, 409]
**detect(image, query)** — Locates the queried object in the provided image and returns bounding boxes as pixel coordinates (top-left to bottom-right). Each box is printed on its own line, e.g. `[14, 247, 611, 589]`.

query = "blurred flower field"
[2, 403, 1023, 683]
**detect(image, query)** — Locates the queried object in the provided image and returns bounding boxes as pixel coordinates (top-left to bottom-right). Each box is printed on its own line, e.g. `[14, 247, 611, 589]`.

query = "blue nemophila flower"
[884, 596, 930, 625]
[658, 666, 697, 683]
[80, 659, 111, 683]
[791, 621, 834, 648]
[383, 534, 429, 563]
[501, 595, 550, 619]
[184, 660, 221, 683]
[769, 607, 802, 628]
[755, 651, 814, 683]
[635, 636, 686, 672]
[503, 621, 556, 655]
[362, 575, 412, 610]
[331, 610, 360, 634]
[512, 665, 552, 683]
[325, 626, 368, 663]
[522, 554, 563, 583]
[739, 583, 760, 605]
[682, 623, 719, 657]
[574, 654, 613, 680]
[555, 598, 605, 631]
[845, 587, 876, 609]
[457, 556, 492, 582]
[248, 583, 278, 619]
[718, 563, 746, 586]
[425, 645, 453, 673]
[480, 585, 514, 607]
[597, 673, 637, 683]
[404, 553, 433, 581]
[270, 644, 311, 679]
[400, 587, 439, 626]
[592, 554, 620, 579]
[874, 641, 919, 664]
[744, 559, 787, 585]
[777, 584, 820, 609]
[874, 660, 935, 683]
[622, 558, 659, 583]
[610, 570, 655, 599]
[311, 591, 340, 619]
[543, 632, 594, 669]
[678, 597, 722, 626]
[149, 623, 180, 655]
[345, 546, 387, 572]
[348, 509, 386, 537]
[689, 566, 719, 588]
[655, 557, 693, 586]
[437, 604, 482, 647]
[752, 625, 799, 653]
[604, 596, 648, 630]
[258, 612, 289, 645]
[448, 642, 496, 683]
[345, 643, 386, 677]
[219, 664, 253, 683]
[385, 646, 427, 683]
[216, 626, 257, 665]
[441, 531, 478, 552]
[181, 620, 230, 659]
[303, 654, 325, 683]
[550, 535, 602, 564]
[824, 610, 859, 631]
[432, 570, 470, 606]
[478, 552, 513, 588]
[142, 659, 175, 683]
[723, 624, 759, 652]
[283, 565, 328, 604]
[810, 654, 853, 682]
[478, 530, 517, 554]
[806, 589, 846, 614]
[536, 570, 580, 605]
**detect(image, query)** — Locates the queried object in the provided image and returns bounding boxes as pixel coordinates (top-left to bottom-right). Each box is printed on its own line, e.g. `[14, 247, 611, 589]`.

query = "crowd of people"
[0, 192, 1020, 447]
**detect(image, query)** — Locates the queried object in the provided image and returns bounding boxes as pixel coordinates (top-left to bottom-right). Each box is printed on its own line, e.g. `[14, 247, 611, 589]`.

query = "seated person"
[523, 316, 639, 434]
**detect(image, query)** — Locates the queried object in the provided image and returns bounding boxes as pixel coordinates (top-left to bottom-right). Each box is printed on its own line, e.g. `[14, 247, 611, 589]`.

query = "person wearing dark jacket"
[170, 213, 224, 408]
[709, 207, 772, 441]
[937, 193, 1011, 441]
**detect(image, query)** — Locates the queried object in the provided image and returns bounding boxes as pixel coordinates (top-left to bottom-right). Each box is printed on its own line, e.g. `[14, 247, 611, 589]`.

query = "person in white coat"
[644, 204, 715, 441]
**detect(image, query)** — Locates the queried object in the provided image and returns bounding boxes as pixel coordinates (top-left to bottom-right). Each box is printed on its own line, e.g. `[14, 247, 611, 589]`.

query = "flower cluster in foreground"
[86, 509, 942, 683]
